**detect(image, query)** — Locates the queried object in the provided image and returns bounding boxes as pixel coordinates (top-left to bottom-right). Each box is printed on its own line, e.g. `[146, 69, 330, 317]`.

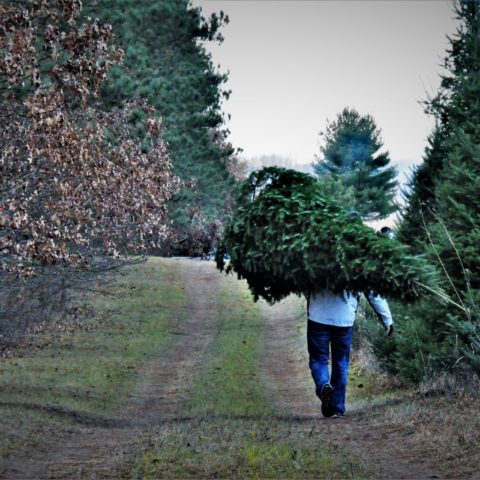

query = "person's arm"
[365, 292, 394, 336]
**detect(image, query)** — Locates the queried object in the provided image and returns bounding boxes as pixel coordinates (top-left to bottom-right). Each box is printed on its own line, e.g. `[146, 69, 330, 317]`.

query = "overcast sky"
[194, 0, 458, 182]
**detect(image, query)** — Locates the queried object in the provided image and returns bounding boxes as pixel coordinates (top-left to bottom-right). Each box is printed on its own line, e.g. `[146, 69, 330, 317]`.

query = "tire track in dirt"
[259, 296, 446, 480]
[259, 295, 319, 419]
[3, 259, 222, 480]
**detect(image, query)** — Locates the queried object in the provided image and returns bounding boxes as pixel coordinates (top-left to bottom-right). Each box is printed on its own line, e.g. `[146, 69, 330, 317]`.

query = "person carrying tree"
[215, 169, 440, 418]
[307, 215, 394, 418]
[307, 290, 393, 418]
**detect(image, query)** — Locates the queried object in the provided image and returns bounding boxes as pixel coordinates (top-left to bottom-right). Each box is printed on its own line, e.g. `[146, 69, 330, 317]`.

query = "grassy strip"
[189, 284, 270, 418]
[0, 258, 187, 462]
[134, 417, 357, 479]
[134, 273, 358, 479]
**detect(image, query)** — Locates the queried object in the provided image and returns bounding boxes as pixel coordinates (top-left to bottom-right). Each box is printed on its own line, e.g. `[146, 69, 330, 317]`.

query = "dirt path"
[259, 297, 447, 480]
[3, 259, 223, 479]
[2, 260, 476, 479]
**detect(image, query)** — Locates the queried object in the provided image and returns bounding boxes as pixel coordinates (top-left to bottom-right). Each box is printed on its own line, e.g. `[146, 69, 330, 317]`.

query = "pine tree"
[385, 0, 480, 380]
[399, 1, 480, 252]
[82, 0, 236, 241]
[313, 107, 398, 220]
[216, 167, 440, 305]
[397, 125, 448, 249]
[434, 1, 480, 292]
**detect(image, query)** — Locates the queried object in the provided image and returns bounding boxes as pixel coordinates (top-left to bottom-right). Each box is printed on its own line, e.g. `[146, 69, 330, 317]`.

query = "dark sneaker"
[331, 412, 344, 419]
[318, 383, 334, 418]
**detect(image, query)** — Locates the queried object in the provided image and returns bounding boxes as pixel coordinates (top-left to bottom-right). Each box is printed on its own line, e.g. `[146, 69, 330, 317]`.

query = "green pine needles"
[216, 168, 441, 304]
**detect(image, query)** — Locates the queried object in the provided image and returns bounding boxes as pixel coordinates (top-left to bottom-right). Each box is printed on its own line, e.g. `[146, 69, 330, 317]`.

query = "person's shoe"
[331, 412, 344, 419]
[318, 383, 334, 418]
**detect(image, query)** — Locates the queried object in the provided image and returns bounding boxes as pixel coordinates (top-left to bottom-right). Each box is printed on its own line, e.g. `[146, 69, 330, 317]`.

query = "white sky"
[194, 0, 458, 182]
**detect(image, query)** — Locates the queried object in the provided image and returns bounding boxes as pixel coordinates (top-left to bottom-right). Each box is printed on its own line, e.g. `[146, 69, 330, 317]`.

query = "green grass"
[135, 418, 356, 479]
[190, 284, 270, 418]
[0, 258, 186, 415]
[133, 273, 360, 479]
[0, 258, 187, 466]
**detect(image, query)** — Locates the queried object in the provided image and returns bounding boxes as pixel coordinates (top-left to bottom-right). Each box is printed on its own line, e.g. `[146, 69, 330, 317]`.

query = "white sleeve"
[365, 292, 393, 327]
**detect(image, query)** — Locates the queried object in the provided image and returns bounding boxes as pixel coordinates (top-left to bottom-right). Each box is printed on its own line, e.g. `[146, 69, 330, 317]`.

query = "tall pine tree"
[313, 107, 398, 220]
[397, 124, 448, 249]
[398, 0, 480, 250]
[423, 0, 480, 374]
[434, 1, 480, 292]
[387, 0, 480, 379]
[400, 0, 480, 292]
[83, 0, 236, 242]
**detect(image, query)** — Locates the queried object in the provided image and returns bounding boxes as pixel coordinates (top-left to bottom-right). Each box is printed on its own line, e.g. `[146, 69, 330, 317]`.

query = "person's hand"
[385, 324, 394, 337]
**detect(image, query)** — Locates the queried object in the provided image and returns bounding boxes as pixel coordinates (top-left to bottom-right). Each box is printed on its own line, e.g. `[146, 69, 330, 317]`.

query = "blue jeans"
[307, 320, 353, 415]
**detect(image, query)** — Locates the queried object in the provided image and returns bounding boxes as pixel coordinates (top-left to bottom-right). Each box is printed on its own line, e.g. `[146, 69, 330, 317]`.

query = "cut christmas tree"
[216, 168, 442, 304]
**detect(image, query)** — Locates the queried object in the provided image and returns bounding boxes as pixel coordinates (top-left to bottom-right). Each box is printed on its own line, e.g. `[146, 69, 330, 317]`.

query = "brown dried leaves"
[0, 1, 179, 275]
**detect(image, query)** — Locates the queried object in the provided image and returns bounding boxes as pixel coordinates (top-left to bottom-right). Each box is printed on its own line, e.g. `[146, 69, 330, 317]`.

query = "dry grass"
[419, 370, 480, 398]
[377, 395, 480, 478]
[348, 343, 480, 478]
[0, 258, 187, 474]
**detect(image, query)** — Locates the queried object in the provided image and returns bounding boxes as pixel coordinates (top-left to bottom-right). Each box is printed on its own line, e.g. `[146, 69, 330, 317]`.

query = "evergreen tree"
[315, 174, 356, 212]
[397, 125, 448, 249]
[434, 1, 480, 292]
[398, 1, 480, 251]
[216, 167, 440, 305]
[83, 0, 236, 240]
[383, 1, 480, 380]
[313, 107, 398, 220]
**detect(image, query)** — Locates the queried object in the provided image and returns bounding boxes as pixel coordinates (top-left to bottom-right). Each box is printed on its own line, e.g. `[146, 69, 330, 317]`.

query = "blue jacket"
[308, 290, 393, 328]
